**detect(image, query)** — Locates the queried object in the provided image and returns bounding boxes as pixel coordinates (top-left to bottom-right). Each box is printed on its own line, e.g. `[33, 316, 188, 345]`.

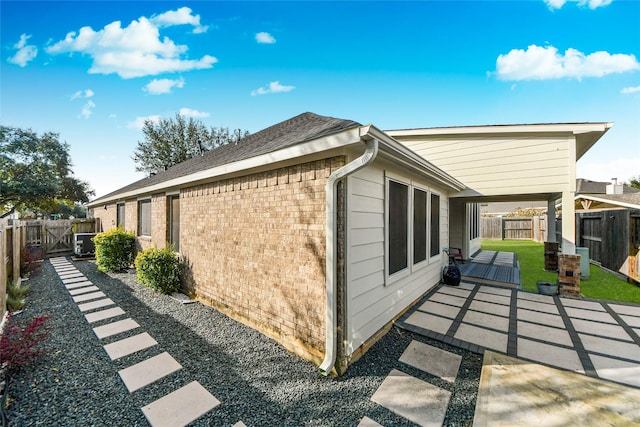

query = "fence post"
[13, 221, 21, 286]
[0, 222, 6, 318]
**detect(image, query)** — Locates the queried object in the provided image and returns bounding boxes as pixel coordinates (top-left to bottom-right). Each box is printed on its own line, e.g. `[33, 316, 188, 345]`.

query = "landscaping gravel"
[4, 259, 481, 426]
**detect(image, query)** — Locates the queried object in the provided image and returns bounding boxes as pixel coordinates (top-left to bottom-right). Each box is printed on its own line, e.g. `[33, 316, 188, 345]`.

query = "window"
[168, 195, 180, 251]
[388, 180, 408, 275]
[413, 188, 427, 264]
[138, 199, 151, 237]
[430, 193, 440, 257]
[469, 203, 480, 240]
[117, 203, 125, 229]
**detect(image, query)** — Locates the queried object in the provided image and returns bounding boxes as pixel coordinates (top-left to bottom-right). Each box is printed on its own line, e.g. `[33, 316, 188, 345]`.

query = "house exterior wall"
[345, 158, 450, 356]
[393, 134, 576, 197]
[179, 157, 344, 361]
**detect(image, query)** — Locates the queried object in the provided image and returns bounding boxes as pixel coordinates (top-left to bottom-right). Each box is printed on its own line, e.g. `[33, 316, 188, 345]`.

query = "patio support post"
[547, 200, 556, 243]
[561, 191, 576, 255]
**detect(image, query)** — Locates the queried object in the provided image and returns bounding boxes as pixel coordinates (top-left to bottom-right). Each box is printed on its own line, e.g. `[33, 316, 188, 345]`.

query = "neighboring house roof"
[575, 193, 640, 211]
[88, 112, 465, 207]
[576, 178, 640, 195]
[89, 112, 361, 206]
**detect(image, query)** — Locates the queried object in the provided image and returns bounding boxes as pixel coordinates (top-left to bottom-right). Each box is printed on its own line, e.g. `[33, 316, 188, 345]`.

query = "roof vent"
[606, 177, 623, 195]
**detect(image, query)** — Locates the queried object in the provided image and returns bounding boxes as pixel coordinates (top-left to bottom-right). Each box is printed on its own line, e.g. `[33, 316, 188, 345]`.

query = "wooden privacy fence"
[482, 215, 547, 242]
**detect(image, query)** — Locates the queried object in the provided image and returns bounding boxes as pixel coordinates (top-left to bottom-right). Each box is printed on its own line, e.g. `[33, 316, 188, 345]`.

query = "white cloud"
[495, 44, 640, 81]
[46, 8, 217, 79]
[251, 81, 295, 96]
[577, 157, 640, 184]
[544, 0, 613, 10]
[128, 115, 161, 130]
[150, 7, 208, 33]
[79, 100, 96, 119]
[7, 34, 38, 67]
[144, 77, 185, 94]
[255, 32, 276, 44]
[179, 108, 210, 118]
[71, 89, 94, 100]
[621, 85, 640, 94]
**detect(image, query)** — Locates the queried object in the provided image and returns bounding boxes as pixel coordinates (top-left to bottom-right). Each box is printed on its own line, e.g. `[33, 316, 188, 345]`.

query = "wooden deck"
[458, 250, 521, 288]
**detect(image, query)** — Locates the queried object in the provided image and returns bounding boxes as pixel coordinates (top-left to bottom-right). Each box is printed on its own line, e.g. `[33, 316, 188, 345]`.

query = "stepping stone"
[69, 286, 100, 295]
[141, 381, 220, 426]
[72, 291, 106, 303]
[118, 352, 181, 392]
[93, 318, 139, 339]
[78, 298, 115, 312]
[55, 267, 77, 273]
[232, 422, 248, 427]
[371, 369, 450, 427]
[85, 307, 126, 323]
[60, 273, 85, 281]
[104, 332, 157, 360]
[358, 417, 383, 427]
[66, 280, 93, 290]
[63, 276, 88, 284]
[399, 340, 462, 382]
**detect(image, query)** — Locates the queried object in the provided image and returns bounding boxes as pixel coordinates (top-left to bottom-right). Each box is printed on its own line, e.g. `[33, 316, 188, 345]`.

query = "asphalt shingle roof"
[576, 178, 639, 195]
[92, 112, 361, 203]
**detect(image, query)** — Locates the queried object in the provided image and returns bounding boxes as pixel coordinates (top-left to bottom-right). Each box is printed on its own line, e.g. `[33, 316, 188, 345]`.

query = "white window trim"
[429, 191, 442, 262]
[137, 198, 152, 238]
[412, 184, 430, 272]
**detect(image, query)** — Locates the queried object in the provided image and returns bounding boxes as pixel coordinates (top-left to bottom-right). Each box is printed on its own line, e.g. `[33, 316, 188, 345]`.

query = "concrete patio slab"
[66, 280, 93, 290]
[417, 300, 460, 319]
[561, 299, 606, 311]
[371, 369, 451, 427]
[564, 307, 617, 324]
[469, 300, 510, 317]
[430, 292, 467, 307]
[358, 417, 383, 427]
[399, 340, 462, 382]
[455, 324, 508, 352]
[93, 318, 140, 339]
[141, 381, 220, 427]
[85, 307, 126, 323]
[589, 354, 640, 388]
[118, 352, 182, 392]
[68, 285, 100, 295]
[570, 318, 633, 341]
[72, 291, 106, 303]
[517, 298, 559, 314]
[405, 311, 453, 335]
[438, 286, 471, 298]
[462, 310, 509, 332]
[474, 351, 640, 427]
[104, 332, 157, 360]
[517, 338, 584, 373]
[474, 292, 510, 306]
[517, 321, 573, 347]
[517, 292, 554, 303]
[579, 334, 640, 362]
[620, 314, 640, 328]
[609, 303, 640, 317]
[78, 298, 115, 312]
[476, 286, 512, 297]
[517, 309, 565, 328]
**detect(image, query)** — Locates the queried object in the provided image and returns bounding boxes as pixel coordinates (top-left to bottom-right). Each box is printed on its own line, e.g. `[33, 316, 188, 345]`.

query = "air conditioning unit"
[74, 233, 97, 257]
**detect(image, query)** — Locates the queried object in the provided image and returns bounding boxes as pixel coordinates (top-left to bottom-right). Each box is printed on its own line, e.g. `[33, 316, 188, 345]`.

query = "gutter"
[319, 136, 378, 376]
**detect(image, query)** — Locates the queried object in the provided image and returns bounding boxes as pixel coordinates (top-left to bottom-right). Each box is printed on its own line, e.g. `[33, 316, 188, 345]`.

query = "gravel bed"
[4, 259, 481, 426]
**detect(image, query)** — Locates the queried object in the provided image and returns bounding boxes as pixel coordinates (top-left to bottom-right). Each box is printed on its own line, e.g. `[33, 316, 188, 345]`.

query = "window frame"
[168, 194, 180, 252]
[116, 203, 126, 229]
[137, 198, 152, 237]
[386, 178, 410, 280]
[429, 192, 441, 259]
[412, 186, 429, 269]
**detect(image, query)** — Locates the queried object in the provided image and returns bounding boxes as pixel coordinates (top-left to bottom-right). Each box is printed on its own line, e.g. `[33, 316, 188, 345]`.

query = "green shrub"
[6, 281, 29, 312]
[135, 245, 181, 294]
[93, 227, 136, 272]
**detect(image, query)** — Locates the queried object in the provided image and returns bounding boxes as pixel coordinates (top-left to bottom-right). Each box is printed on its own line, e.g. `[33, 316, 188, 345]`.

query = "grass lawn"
[481, 239, 640, 305]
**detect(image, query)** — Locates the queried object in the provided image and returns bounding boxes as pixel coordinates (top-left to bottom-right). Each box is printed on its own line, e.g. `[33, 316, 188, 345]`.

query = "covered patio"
[457, 250, 521, 288]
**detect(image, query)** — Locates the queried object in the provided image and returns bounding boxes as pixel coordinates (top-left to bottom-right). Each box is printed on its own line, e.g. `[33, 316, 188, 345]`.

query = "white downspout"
[319, 138, 379, 376]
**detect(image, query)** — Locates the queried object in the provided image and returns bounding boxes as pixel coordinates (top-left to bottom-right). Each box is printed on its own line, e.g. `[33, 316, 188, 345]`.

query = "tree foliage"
[0, 126, 94, 217]
[132, 113, 250, 174]
[626, 175, 640, 190]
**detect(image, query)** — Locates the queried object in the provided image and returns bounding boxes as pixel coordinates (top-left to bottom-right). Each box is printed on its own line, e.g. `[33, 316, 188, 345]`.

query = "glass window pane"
[389, 181, 408, 275]
[430, 194, 440, 257]
[413, 188, 427, 264]
[138, 200, 151, 236]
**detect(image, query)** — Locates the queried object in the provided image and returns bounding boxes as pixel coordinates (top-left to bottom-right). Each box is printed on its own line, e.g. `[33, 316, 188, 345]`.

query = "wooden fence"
[1, 218, 99, 319]
[482, 215, 547, 242]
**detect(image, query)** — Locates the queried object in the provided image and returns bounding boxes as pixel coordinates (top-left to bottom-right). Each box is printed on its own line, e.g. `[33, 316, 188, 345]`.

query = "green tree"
[132, 113, 249, 174]
[0, 126, 94, 217]
[626, 175, 640, 190]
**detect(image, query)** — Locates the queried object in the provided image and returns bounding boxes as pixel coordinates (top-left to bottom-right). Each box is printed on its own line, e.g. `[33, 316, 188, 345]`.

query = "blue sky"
[2, 0, 639, 198]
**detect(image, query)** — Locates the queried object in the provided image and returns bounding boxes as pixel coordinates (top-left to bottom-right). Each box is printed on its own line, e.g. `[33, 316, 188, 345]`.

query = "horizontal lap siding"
[398, 135, 573, 195]
[346, 164, 447, 355]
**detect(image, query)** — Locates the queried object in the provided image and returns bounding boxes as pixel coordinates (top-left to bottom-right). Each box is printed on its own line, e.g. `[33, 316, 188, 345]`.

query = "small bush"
[93, 227, 136, 272]
[0, 314, 50, 372]
[135, 245, 181, 294]
[20, 245, 43, 277]
[6, 281, 29, 312]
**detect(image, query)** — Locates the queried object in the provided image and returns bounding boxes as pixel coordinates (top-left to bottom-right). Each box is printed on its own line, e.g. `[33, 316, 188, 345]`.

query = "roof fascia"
[88, 127, 362, 207]
[386, 122, 614, 137]
[360, 125, 466, 192]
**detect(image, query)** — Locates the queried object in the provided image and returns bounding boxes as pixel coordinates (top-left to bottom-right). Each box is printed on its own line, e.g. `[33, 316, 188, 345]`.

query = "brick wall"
[90, 204, 117, 232]
[558, 254, 581, 297]
[180, 156, 344, 361]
